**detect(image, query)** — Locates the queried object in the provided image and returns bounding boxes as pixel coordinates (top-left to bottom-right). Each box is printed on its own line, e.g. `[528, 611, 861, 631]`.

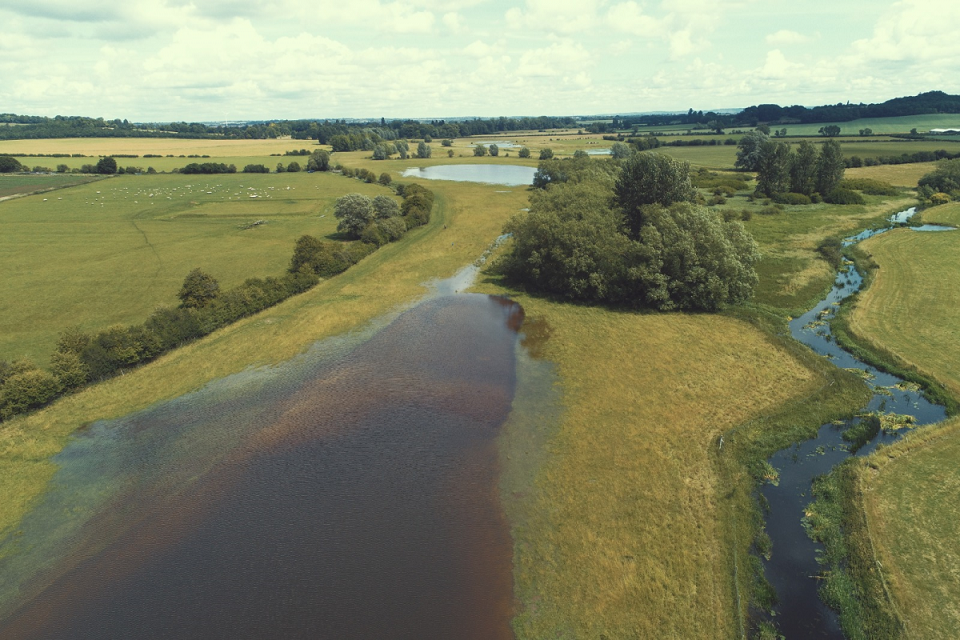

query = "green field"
[0, 174, 103, 199]
[774, 114, 960, 136]
[0, 171, 393, 365]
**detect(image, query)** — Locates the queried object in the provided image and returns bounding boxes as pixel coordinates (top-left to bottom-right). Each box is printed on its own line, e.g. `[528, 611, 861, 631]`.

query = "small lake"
[0, 290, 529, 639]
[401, 164, 536, 186]
[761, 207, 949, 637]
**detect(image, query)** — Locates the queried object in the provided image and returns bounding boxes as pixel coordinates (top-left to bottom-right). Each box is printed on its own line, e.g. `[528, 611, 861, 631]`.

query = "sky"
[1, 0, 958, 122]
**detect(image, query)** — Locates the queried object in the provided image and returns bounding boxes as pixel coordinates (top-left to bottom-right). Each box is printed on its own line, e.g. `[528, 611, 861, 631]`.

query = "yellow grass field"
[845, 162, 937, 187]
[847, 201, 960, 638]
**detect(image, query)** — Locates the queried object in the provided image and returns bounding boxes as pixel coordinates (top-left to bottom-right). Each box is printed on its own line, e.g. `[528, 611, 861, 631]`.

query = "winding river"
[762, 207, 953, 637]
[0, 282, 529, 639]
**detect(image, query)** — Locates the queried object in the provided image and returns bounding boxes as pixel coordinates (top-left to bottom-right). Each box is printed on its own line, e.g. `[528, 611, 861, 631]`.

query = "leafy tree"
[0, 156, 22, 172]
[489, 144, 499, 157]
[372, 194, 401, 219]
[539, 148, 554, 160]
[441, 139, 453, 147]
[286, 161, 301, 172]
[395, 140, 409, 160]
[572, 149, 588, 159]
[610, 142, 632, 159]
[734, 130, 769, 171]
[614, 152, 695, 236]
[372, 144, 388, 160]
[276, 162, 286, 172]
[178, 269, 221, 308]
[417, 141, 432, 158]
[755, 140, 791, 196]
[306, 149, 331, 171]
[518, 147, 531, 158]
[756, 123, 771, 135]
[789, 140, 818, 195]
[707, 120, 725, 134]
[334, 193, 376, 238]
[818, 125, 841, 137]
[918, 158, 960, 193]
[56, 163, 69, 173]
[242, 164, 269, 173]
[816, 139, 846, 195]
[95, 156, 118, 174]
[473, 144, 487, 157]
[0, 364, 62, 420]
[859, 128, 873, 136]
[378, 172, 392, 186]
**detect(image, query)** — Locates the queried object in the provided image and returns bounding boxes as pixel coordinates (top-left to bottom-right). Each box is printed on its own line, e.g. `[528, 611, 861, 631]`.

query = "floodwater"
[761, 208, 948, 638]
[400, 165, 536, 186]
[0, 292, 527, 640]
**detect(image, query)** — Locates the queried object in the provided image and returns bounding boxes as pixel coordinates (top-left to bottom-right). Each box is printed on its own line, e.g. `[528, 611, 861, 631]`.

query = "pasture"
[775, 113, 960, 136]
[0, 174, 102, 199]
[0, 171, 392, 365]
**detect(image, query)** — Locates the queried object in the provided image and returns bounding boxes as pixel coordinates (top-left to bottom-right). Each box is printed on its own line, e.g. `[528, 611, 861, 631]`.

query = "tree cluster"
[738, 134, 848, 201]
[497, 152, 760, 311]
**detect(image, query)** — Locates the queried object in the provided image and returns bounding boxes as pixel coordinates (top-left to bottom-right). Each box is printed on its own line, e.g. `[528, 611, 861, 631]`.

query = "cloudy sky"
[1, 0, 957, 122]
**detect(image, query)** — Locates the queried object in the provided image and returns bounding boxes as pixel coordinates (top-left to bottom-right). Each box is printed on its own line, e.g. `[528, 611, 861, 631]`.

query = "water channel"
[400, 164, 536, 186]
[0, 280, 535, 639]
[761, 207, 953, 637]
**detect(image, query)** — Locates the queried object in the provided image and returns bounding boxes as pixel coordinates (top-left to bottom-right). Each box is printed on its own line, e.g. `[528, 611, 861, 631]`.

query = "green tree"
[489, 144, 499, 157]
[816, 139, 845, 195]
[614, 152, 695, 236]
[334, 193, 376, 238]
[539, 148, 554, 160]
[756, 123, 771, 135]
[918, 158, 960, 193]
[572, 149, 588, 159]
[276, 162, 286, 173]
[818, 125, 841, 137]
[178, 268, 221, 308]
[95, 156, 118, 174]
[859, 128, 873, 136]
[306, 149, 331, 171]
[473, 144, 487, 157]
[395, 140, 410, 160]
[0, 156, 22, 172]
[56, 163, 69, 173]
[755, 140, 791, 196]
[441, 139, 453, 147]
[790, 140, 818, 195]
[518, 147, 531, 159]
[417, 141, 432, 158]
[372, 144, 388, 160]
[372, 194, 401, 219]
[610, 142, 632, 159]
[286, 161, 301, 172]
[734, 130, 769, 171]
[378, 172, 392, 186]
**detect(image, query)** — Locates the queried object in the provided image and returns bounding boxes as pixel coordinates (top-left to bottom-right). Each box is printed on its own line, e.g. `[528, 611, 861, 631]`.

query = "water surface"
[400, 165, 535, 186]
[0, 294, 525, 640]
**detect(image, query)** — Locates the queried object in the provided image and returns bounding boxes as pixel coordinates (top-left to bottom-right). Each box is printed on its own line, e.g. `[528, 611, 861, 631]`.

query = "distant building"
[929, 128, 960, 134]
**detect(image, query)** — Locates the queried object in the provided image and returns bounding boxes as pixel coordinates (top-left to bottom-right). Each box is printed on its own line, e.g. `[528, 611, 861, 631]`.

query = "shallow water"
[0, 293, 526, 640]
[400, 164, 536, 186]
[762, 207, 946, 637]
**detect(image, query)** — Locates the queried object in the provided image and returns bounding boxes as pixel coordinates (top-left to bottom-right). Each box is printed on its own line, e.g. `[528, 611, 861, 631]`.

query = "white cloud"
[516, 41, 593, 77]
[765, 30, 809, 45]
[505, 0, 606, 34]
[442, 11, 464, 32]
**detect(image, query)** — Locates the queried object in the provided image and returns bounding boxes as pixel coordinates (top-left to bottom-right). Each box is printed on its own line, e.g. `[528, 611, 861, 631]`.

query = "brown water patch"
[0, 294, 521, 640]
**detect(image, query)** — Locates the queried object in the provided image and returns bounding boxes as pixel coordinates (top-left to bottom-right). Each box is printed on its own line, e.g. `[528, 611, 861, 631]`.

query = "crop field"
[657, 144, 738, 169]
[0, 171, 393, 365]
[0, 174, 102, 199]
[845, 162, 937, 186]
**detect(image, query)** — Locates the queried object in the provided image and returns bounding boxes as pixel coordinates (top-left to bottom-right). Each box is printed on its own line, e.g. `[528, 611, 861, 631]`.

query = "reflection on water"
[0, 295, 524, 640]
[400, 165, 536, 186]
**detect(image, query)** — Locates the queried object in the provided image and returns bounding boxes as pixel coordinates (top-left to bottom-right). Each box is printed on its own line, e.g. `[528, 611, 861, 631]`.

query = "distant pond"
[401, 164, 536, 186]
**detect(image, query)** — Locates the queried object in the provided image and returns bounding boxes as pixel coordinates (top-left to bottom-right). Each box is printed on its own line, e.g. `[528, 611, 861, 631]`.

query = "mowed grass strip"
[0, 172, 531, 538]
[475, 291, 818, 638]
[0, 171, 390, 364]
[0, 174, 103, 199]
[849, 212, 960, 399]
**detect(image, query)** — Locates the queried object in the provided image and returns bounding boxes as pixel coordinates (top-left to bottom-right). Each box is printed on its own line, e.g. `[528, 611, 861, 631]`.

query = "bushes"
[837, 178, 899, 196]
[180, 162, 237, 174]
[817, 236, 845, 269]
[242, 164, 269, 173]
[0, 364, 62, 420]
[826, 188, 866, 205]
[772, 192, 812, 205]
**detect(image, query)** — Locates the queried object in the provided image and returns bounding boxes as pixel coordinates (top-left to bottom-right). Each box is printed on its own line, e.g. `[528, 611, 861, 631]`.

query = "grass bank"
[804, 201, 960, 638]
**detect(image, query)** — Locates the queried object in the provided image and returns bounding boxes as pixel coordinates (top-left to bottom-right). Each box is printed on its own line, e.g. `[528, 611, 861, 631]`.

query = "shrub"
[837, 178, 898, 196]
[0, 365, 62, 419]
[518, 147, 531, 159]
[0, 156, 24, 172]
[378, 172, 392, 186]
[817, 236, 844, 269]
[772, 192, 812, 205]
[242, 164, 269, 173]
[708, 195, 726, 206]
[826, 188, 866, 205]
[930, 192, 952, 205]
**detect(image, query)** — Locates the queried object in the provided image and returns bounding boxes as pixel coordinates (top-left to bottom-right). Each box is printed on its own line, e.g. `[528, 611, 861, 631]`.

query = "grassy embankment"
[0, 166, 530, 541]
[803, 202, 960, 638]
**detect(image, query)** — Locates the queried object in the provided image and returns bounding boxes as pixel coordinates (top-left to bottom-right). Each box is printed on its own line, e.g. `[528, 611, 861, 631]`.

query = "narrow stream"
[0, 276, 529, 639]
[761, 207, 952, 637]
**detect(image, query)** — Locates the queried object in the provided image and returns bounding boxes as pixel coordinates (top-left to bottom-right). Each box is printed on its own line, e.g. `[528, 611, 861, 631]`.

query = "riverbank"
[814, 201, 960, 638]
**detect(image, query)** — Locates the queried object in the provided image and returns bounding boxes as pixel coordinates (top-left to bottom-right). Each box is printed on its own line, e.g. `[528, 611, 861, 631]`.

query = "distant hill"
[738, 91, 960, 126]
